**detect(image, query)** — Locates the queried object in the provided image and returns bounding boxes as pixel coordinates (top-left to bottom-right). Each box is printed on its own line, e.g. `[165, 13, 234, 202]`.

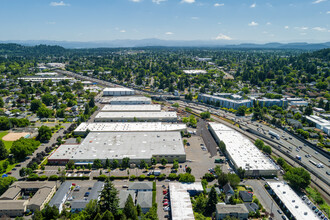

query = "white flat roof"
[209, 122, 278, 171]
[49, 131, 185, 161]
[35, 72, 58, 76]
[74, 122, 187, 133]
[169, 183, 202, 220]
[268, 181, 319, 220]
[103, 87, 134, 92]
[101, 96, 151, 103]
[95, 111, 177, 120]
[183, 70, 207, 74]
[101, 105, 161, 112]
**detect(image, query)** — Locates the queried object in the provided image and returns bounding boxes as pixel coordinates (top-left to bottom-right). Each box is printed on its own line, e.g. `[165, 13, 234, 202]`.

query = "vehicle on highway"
[326, 171, 330, 176]
[296, 155, 301, 160]
[309, 160, 317, 166]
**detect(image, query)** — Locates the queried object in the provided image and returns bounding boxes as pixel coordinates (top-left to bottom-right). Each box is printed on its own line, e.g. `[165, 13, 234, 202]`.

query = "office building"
[198, 94, 253, 110]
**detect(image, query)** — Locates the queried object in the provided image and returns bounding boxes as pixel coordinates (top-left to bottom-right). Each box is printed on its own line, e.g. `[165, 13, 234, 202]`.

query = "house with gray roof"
[215, 203, 249, 220]
[136, 191, 152, 214]
[48, 182, 72, 213]
[118, 190, 136, 209]
[128, 182, 153, 192]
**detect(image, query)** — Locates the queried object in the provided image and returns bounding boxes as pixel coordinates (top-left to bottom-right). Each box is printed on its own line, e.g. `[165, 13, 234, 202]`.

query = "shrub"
[39, 175, 48, 181]
[168, 173, 177, 180]
[48, 175, 58, 181]
[138, 175, 146, 181]
[130, 175, 137, 180]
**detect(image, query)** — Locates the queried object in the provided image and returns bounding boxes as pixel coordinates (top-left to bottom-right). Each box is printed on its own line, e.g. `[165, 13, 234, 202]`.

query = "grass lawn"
[306, 187, 330, 216]
[0, 131, 14, 150]
[236, 186, 246, 192]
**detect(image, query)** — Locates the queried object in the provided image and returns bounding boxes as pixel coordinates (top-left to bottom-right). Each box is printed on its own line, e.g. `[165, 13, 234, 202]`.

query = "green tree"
[41, 93, 54, 106]
[0, 97, 4, 108]
[136, 204, 142, 216]
[237, 167, 245, 179]
[30, 99, 42, 112]
[325, 101, 330, 111]
[112, 159, 119, 169]
[89, 97, 95, 108]
[236, 106, 247, 116]
[218, 172, 229, 187]
[37, 106, 54, 118]
[173, 159, 179, 169]
[228, 173, 240, 188]
[32, 210, 43, 220]
[101, 210, 115, 220]
[304, 104, 313, 116]
[186, 167, 192, 174]
[37, 125, 52, 142]
[262, 145, 272, 154]
[19, 167, 27, 178]
[76, 136, 82, 144]
[219, 140, 226, 153]
[193, 193, 207, 214]
[178, 173, 195, 182]
[284, 167, 311, 190]
[122, 157, 130, 168]
[151, 157, 157, 166]
[205, 186, 218, 215]
[161, 158, 168, 166]
[99, 178, 119, 214]
[200, 111, 211, 119]
[93, 159, 103, 169]
[0, 140, 9, 160]
[123, 194, 138, 220]
[254, 139, 264, 150]
[42, 204, 59, 220]
[140, 160, 147, 169]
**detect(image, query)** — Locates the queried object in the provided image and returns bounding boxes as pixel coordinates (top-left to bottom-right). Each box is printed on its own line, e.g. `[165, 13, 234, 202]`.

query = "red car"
[163, 202, 168, 206]
[163, 190, 167, 195]
[163, 199, 168, 203]
[72, 183, 76, 186]
[7, 172, 12, 175]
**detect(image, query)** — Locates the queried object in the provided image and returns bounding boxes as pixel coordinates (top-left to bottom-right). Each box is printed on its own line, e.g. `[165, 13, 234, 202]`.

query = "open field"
[0, 131, 14, 150]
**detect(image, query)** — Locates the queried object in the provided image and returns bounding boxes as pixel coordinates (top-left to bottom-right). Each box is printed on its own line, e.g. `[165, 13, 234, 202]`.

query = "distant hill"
[0, 39, 330, 50]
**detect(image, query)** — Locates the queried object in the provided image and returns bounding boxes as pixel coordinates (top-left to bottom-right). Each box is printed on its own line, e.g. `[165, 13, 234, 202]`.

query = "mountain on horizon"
[0, 39, 330, 50]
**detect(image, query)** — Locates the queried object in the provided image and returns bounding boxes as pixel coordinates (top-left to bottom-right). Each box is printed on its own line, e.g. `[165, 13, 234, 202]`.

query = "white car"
[274, 177, 279, 181]
[163, 206, 170, 211]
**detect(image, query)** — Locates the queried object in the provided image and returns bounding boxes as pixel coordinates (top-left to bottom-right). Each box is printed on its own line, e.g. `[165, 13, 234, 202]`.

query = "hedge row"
[27, 175, 89, 181]
[94, 173, 177, 181]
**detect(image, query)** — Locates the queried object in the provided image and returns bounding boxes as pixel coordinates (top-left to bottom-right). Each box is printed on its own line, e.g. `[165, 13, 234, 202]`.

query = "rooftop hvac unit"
[283, 191, 286, 194]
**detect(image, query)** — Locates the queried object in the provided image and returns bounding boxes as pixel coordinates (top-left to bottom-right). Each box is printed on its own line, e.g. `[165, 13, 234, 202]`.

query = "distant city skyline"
[0, 0, 329, 43]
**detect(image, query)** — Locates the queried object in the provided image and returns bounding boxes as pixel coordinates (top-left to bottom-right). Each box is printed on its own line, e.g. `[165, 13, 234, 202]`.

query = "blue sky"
[0, 0, 329, 43]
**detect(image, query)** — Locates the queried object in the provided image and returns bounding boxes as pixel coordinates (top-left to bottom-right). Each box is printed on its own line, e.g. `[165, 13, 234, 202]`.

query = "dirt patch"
[2, 132, 30, 141]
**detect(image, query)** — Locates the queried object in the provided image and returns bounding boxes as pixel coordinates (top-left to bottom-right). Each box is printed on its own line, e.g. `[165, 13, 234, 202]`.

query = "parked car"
[277, 210, 282, 214]
[163, 202, 168, 206]
[122, 185, 128, 188]
[84, 192, 90, 197]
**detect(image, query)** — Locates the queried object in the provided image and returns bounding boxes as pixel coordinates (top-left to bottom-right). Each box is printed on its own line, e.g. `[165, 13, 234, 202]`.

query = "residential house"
[215, 203, 249, 220]
[239, 191, 253, 202]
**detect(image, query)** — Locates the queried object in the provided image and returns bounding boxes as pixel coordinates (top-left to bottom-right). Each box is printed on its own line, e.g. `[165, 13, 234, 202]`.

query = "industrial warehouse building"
[267, 181, 319, 220]
[101, 96, 152, 105]
[103, 87, 135, 96]
[94, 112, 177, 122]
[48, 131, 186, 164]
[208, 123, 278, 177]
[169, 182, 203, 220]
[101, 104, 161, 112]
[74, 122, 187, 135]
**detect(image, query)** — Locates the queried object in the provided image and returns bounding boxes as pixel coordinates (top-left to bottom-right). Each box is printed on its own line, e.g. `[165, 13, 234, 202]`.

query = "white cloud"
[214, 3, 224, 7]
[215, 33, 232, 40]
[284, 26, 289, 29]
[313, 27, 327, 31]
[248, 21, 258, 26]
[266, 22, 271, 25]
[326, 11, 330, 14]
[165, 32, 174, 35]
[130, 0, 142, 2]
[181, 0, 195, 3]
[46, 21, 56, 25]
[191, 16, 199, 20]
[218, 22, 222, 24]
[312, 0, 326, 4]
[152, 0, 166, 4]
[50, 1, 70, 6]
[120, 30, 126, 33]
[250, 3, 256, 8]
[295, 26, 308, 31]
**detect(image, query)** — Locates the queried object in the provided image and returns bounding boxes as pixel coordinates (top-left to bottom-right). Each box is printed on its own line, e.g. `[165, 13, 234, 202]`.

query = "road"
[245, 122, 330, 186]
[245, 179, 283, 220]
[197, 119, 218, 157]
[10, 123, 72, 180]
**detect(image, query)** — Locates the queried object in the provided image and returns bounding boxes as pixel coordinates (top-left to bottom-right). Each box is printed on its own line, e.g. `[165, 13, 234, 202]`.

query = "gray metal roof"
[128, 182, 153, 191]
[118, 190, 136, 209]
[136, 191, 152, 209]
[49, 182, 72, 207]
[71, 200, 89, 210]
[88, 182, 104, 200]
